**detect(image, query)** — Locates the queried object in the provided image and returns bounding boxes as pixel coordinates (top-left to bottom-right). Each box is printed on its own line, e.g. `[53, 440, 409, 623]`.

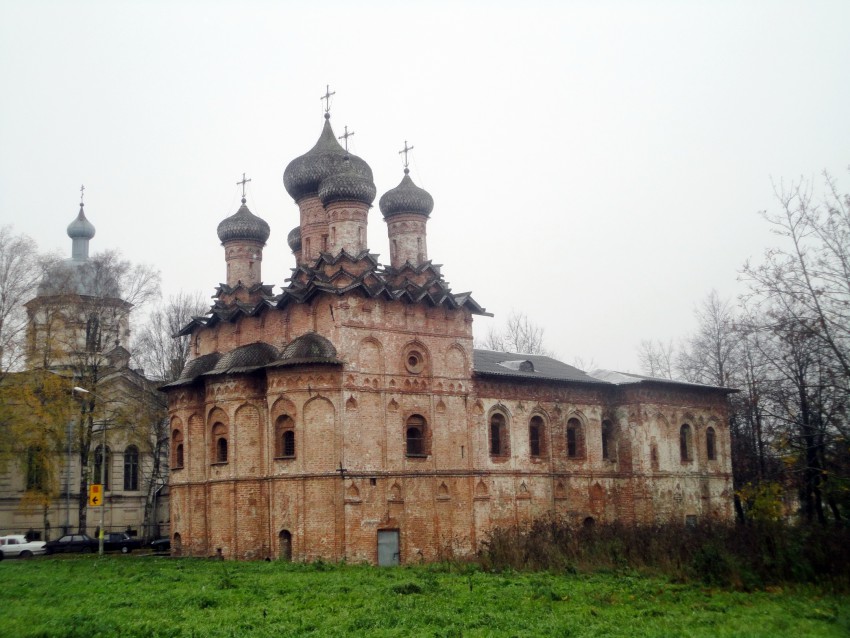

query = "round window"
[404, 350, 425, 374]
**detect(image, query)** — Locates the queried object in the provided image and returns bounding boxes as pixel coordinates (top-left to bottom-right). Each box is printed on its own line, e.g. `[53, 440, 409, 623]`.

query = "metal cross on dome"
[399, 141, 414, 169]
[320, 84, 335, 114]
[338, 125, 354, 151]
[237, 173, 251, 198]
[80, 184, 85, 204]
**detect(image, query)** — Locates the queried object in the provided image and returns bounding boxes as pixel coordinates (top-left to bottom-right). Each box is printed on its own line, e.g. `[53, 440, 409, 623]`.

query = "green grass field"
[2, 555, 847, 637]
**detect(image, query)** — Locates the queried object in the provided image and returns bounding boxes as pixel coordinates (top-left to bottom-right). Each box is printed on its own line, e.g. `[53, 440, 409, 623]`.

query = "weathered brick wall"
[166, 291, 734, 562]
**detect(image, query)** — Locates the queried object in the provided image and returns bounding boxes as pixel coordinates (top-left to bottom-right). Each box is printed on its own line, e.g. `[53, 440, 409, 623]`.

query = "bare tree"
[742, 171, 850, 390]
[637, 339, 676, 379]
[131, 291, 208, 538]
[132, 291, 207, 382]
[740, 171, 850, 524]
[479, 311, 553, 356]
[0, 227, 53, 379]
[677, 290, 740, 387]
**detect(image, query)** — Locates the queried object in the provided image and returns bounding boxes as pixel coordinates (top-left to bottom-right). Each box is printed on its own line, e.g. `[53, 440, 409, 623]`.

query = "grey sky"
[1, 1, 848, 372]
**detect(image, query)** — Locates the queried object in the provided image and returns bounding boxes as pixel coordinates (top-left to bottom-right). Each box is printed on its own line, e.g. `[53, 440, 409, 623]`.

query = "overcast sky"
[1, 1, 848, 373]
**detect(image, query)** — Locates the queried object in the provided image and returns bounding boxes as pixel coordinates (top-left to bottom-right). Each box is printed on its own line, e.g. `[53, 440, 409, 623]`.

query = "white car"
[0, 534, 47, 559]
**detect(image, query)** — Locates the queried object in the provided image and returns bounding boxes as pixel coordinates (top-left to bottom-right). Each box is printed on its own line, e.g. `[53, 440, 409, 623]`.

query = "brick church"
[163, 104, 734, 564]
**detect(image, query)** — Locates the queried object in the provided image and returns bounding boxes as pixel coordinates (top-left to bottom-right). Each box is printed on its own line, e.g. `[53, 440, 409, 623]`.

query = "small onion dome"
[211, 342, 279, 374]
[287, 226, 302, 252]
[67, 204, 96, 240]
[217, 198, 271, 244]
[283, 115, 373, 201]
[378, 169, 434, 218]
[279, 332, 338, 363]
[178, 352, 222, 380]
[318, 156, 377, 206]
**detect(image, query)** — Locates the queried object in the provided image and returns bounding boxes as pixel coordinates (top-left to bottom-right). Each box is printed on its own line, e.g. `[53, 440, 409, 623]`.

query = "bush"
[479, 516, 850, 589]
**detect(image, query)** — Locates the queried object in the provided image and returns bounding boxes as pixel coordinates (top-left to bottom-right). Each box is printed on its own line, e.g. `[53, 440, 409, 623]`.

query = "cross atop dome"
[321, 84, 335, 118]
[236, 172, 251, 203]
[399, 140, 414, 173]
[338, 126, 354, 152]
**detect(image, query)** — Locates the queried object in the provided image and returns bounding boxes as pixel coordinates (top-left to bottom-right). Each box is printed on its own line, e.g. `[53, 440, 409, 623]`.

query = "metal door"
[377, 529, 399, 566]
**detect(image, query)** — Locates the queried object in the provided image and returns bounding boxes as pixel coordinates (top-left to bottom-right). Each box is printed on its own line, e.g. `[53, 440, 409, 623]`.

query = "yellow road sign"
[89, 484, 103, 507]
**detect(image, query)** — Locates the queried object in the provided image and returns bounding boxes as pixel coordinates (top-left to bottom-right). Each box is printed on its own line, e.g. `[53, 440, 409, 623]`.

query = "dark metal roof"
[473, 349, 607, 384]
[287, 226, 302, 252]
[586, 369, 737, 393]
[217, 199, 270, 244]
[208, 342, 279, 375]
[270, 332, 341, 367]
[283, 115, 373, 201]
[318, 157, 377, 206]
[379, 170, 434, 218]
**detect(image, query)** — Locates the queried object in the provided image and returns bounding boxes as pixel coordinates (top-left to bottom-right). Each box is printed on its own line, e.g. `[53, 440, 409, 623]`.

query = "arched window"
[529, 416, 545, 457]
[212, 423, 228, 464]
[680, 424, 693, 462]
[566, 418, 585, 459]
[275, 416, 296, 458]
[405, 414, 427, 456]
[171, 429, 184, 469]
[93, 445, 111, 490]
[123, 445, 139, 491]
[490, 413, 509, 457]
[706, 426, 716, 461]
[25, 446, 46, 491]
[601, 420, 614, 461]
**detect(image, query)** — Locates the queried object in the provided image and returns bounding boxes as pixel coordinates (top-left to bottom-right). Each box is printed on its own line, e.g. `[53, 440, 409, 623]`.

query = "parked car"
[44, 534, 99, 554]
[149, 537, 171, 552]
[0, 535, 47, 559]
[103, 532, 143, 554]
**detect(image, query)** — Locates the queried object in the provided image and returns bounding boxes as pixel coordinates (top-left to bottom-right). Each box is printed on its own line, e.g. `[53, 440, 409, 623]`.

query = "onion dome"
[177, 352, 222, 381]
[210, 342, 279, 374]
[287, 226, 302, 252]
[318, 156, 377, 206]
[217, 198, 271, 244]
[67, 204, 95, 240]
[277, 332, 339, 365]
[283, 114, 373, 201]
[379, 169, 434, 218]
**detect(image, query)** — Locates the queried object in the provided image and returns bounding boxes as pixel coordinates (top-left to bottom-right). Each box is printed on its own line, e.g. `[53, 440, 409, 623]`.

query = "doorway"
[377, 529, 399, 566]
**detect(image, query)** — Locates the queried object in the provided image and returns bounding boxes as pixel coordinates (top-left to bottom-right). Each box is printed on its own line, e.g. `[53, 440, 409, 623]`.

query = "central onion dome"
[67, 204, 96, 240]
[283, 114, 374, 201]
[379, 168, 434, 218]
[318, 155, 377, 206]
[217, 198, 271, 244]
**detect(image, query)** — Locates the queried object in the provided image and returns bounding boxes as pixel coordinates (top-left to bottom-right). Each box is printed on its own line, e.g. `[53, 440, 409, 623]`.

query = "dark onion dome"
[378, 169, 434, 218]
[283, 114, 373, 201]
[178, 352, 222, 380]
[210, 342, 279, 375]
[277, 332, 339, 365]
[287, 226, 302, 252]
[217, 198, 271, 244]
[67, 204, 95, 239]
[318, 155, 377, 206]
